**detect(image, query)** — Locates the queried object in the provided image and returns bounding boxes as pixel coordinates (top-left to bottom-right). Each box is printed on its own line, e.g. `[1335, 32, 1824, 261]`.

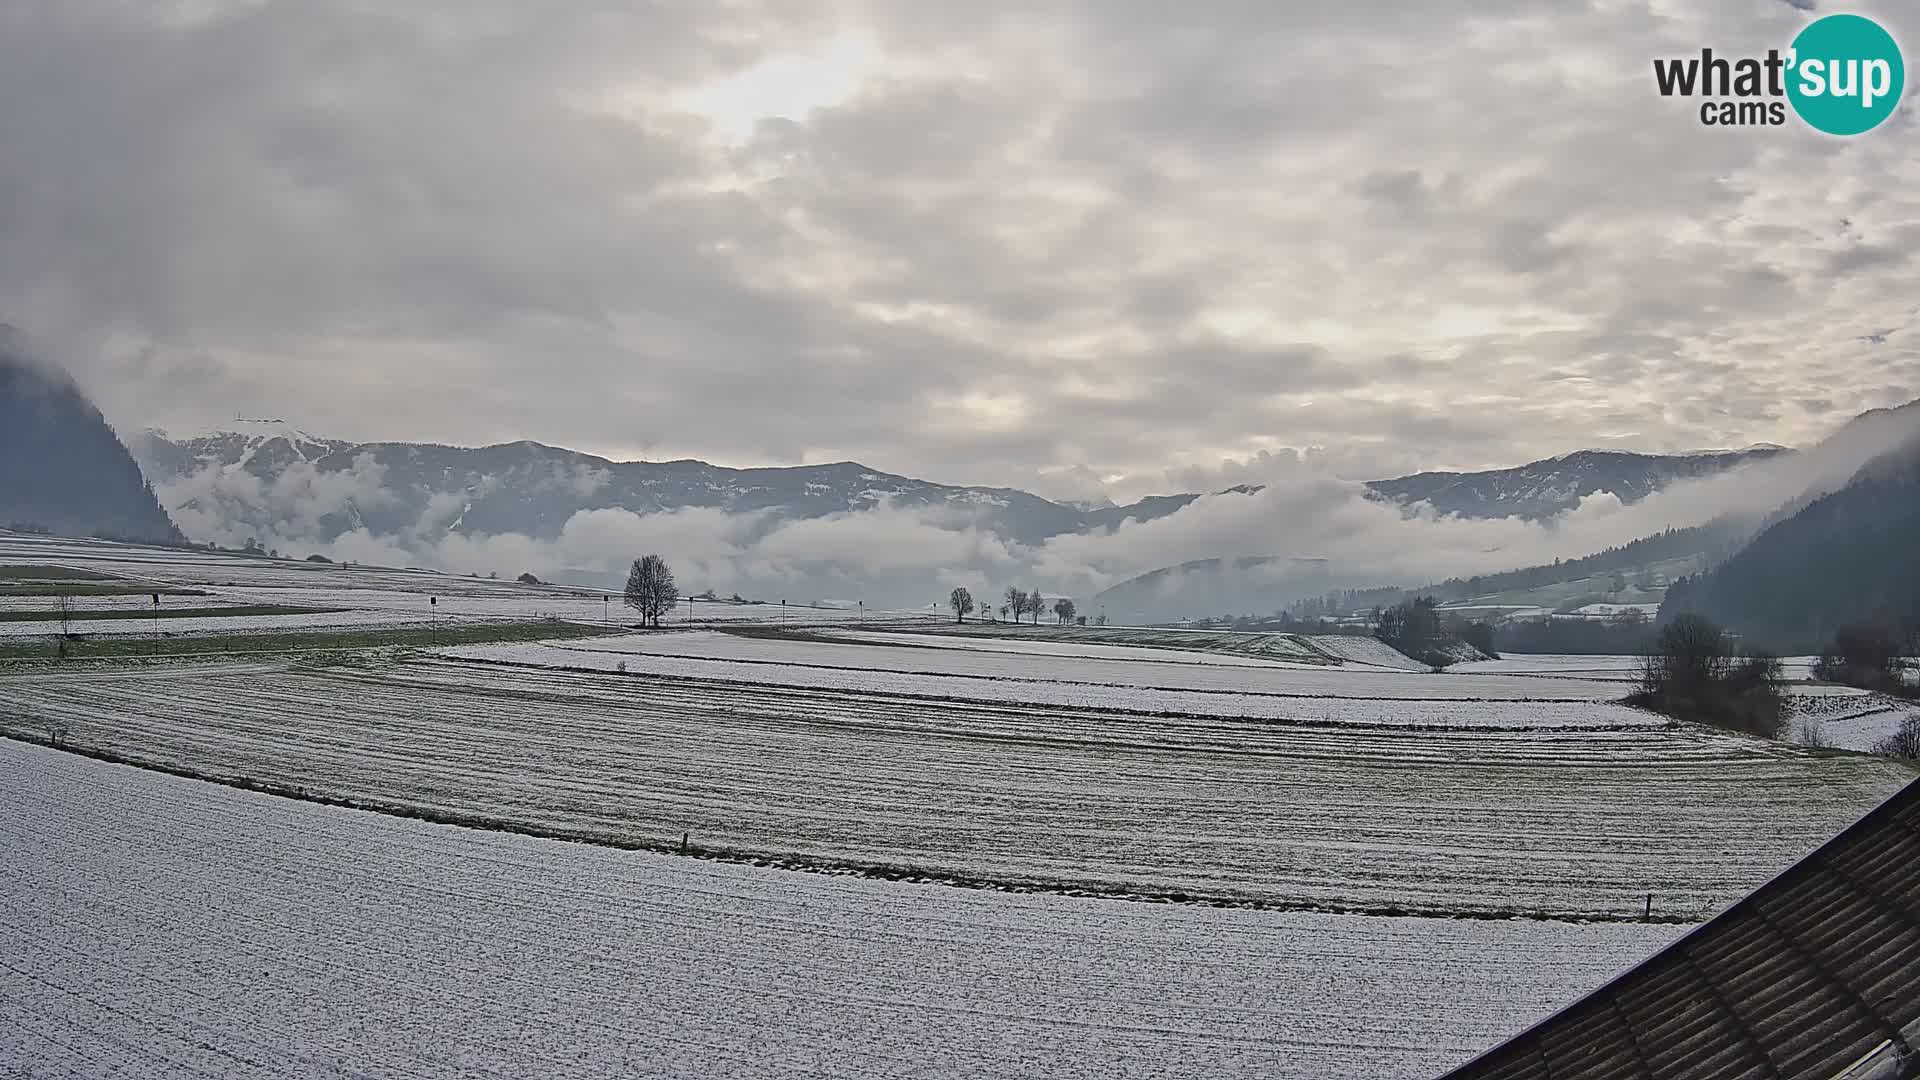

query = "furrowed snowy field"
[5, 534, 1918, 1076]
[1, 648, 1907, 920]
[519, 630, 1631, 700]
[452, 640, 1664, 728]
[1, 741, 1685, 1080]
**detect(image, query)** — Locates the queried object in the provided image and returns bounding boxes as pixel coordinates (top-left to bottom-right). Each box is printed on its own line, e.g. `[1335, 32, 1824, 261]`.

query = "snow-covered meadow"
[548, 630, 1629, 700]
[450, 640, 1666, 728]
[0, 533, 942, 639]
[5, 534, 1918, 1075]
[1, 653, 1906, 920]
[1, 740, 1686, 1080]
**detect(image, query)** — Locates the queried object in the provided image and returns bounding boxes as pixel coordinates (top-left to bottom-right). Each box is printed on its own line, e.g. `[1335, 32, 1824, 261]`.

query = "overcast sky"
[3, 0, 1916, 502]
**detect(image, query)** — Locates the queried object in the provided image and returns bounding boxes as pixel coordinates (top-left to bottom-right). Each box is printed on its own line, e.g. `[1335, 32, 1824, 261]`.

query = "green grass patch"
[0, 564, 121, 582]
[0, 619, 613, 660]
[0, 583, 206, 597]
[0, 604, 341, 623]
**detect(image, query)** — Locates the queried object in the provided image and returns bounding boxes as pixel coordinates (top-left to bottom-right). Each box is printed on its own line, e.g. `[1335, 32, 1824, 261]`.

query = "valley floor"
[5, 534, 1916, 1077]
[0, 739, 1681, 1080]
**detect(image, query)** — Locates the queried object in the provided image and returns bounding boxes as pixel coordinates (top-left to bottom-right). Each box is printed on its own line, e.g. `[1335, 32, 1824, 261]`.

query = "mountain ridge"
[136, 423, 1789, 553]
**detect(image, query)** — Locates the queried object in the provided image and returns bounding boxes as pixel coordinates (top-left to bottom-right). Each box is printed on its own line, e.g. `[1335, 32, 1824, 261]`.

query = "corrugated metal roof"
[1439, 778, 1920, 1080]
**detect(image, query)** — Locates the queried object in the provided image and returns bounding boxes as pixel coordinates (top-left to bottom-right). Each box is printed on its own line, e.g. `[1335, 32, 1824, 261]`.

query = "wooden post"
[1645, 893, 1653, 919]
[679, 831, 689, 855]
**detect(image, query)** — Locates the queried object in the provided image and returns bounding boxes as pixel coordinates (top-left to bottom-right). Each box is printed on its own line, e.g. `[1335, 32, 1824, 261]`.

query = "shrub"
[1873, 715, 1920, 759]
[1627, 615, 1787, 738]
[1813, 622, 1917, 698]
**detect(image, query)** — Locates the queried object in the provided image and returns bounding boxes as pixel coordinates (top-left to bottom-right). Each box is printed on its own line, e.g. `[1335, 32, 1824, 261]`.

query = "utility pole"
[430, 596, 437, 644]
[151, 592, 160, 656]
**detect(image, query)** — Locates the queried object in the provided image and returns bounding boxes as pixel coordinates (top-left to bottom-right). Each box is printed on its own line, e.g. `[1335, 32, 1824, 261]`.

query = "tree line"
[1371, 596, 1496, 669]
[946, 586, 1084, 626]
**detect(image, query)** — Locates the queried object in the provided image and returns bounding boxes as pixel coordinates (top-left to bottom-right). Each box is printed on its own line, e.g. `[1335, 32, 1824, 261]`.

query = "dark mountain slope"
[1664, 434, 1920, 651]
[0, 329, 183, 543]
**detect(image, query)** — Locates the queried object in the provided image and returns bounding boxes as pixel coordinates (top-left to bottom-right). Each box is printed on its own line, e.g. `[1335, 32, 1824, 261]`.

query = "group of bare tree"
[1627, 614, 1787, 738]
[1001, 587, 1060, 625]
[945, 585, 1081, 626]
[1812, 621, 1919, 699]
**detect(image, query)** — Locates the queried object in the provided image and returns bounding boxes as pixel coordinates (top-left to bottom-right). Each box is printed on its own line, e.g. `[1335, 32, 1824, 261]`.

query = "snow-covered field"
[0, 607, 438, 639]
[8, 533, 1915, 1075]
[1787, 692, 1920, 752]
[1569, 603, 1663, 617]
[1452, 653, 1837, 685]
[0, 534, 943, 637]
[1453, 654, 1647, 678]
[0, 740, 1685, 1080]
[450, 641, 1665, 729]
[815, 629, 1330, 668]
[1301, 633, 1434, 670]
[562, 631, 1627, 700]
[0, 593, 221, 614]
[1, 655, 1905, 920]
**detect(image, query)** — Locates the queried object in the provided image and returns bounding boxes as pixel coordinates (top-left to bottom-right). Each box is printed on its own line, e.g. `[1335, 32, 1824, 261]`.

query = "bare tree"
[1017, 590, 1043, 625]
[948, 586, 975, 623]
[624, 554, 678, 629]
[1053, 598, 1076, 625]
[997, 604, 1010, 622]
[1003, 587, 1026, 625]
[55, 592, 74, 637]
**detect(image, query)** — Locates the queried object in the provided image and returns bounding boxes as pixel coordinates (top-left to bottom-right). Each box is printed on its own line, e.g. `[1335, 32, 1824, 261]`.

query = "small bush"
[1873, 716, 1920, 759]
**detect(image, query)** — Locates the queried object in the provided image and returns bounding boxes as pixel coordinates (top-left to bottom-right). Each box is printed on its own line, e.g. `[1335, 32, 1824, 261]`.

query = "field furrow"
[1, 740, 1685, 1080]
[1, 657, 1904, 919]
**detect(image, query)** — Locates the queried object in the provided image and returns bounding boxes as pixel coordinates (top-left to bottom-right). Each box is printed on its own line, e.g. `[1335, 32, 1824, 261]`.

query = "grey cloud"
[1, 0, 1915, 519]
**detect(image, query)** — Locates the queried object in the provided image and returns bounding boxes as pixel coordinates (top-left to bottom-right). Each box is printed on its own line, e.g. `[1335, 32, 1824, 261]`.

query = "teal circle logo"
[1787, 14, 1905, 136]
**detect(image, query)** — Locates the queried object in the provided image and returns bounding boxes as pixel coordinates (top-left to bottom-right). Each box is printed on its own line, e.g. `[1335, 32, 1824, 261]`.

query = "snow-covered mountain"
[1361, 447, 1792, 520]
[132, 424, 1214, 549]
[132, 426, 1791, 556]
